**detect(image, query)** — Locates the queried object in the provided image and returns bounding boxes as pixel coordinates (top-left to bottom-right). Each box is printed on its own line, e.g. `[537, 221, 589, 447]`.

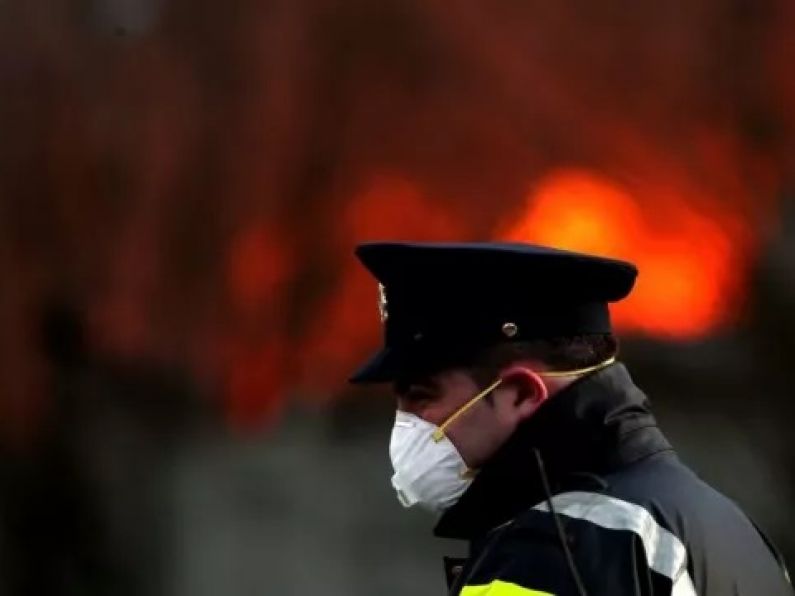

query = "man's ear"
[499, 366, 549, 419]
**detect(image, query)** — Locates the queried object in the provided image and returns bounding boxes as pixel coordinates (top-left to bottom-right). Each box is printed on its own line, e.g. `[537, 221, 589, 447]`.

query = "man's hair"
[467, 334, 619, 389]
[392, 334, 618, 394]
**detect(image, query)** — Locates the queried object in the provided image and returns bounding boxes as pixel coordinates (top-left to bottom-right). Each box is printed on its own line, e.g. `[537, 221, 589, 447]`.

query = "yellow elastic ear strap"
[432, 378, 503, 443]
[538, 355, 617, 378]
[431, 355, 617, 443]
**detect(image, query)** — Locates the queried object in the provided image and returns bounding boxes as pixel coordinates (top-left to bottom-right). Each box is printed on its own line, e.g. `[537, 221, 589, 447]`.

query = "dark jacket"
[435, 363, 792, 596]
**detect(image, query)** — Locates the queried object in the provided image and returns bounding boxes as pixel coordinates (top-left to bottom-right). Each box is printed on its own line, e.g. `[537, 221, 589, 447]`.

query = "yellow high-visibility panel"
[460, 579, 554, 596]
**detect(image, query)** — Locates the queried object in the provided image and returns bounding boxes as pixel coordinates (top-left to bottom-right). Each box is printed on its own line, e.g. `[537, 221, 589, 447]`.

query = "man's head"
[348, 241, 636, 512]
[392, 334, 618, 468]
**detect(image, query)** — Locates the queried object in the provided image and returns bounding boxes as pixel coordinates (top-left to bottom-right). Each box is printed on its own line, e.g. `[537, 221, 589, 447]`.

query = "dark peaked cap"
[349, 242, 638, 384]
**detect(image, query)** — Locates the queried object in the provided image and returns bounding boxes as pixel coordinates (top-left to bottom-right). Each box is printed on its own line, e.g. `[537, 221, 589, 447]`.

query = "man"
[348, 241, 792, 596]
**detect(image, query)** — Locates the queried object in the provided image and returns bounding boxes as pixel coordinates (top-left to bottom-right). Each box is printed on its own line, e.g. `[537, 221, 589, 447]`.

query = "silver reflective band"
[534, 491, 697, 596]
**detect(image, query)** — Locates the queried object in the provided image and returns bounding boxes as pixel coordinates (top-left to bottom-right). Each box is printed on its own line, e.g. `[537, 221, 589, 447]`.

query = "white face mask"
[389, 410, 474, 514]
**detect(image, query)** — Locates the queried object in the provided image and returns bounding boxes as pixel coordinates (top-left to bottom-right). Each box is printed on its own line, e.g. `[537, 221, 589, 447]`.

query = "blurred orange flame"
[227, 224, 293, 317]
[223, 223, 293, 429]
[501, 169, 742, 339]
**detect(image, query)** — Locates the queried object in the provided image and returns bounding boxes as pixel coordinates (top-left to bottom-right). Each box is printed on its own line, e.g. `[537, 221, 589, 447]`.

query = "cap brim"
[348, 343, 475, 384]
[348, 348, 401, 384]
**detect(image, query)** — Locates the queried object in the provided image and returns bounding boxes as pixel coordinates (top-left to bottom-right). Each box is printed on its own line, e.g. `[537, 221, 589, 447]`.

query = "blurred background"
[1, 0, 794, 594]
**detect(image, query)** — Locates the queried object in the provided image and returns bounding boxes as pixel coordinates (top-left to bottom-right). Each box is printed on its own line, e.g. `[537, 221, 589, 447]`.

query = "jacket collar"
[433, 362, 672, 540]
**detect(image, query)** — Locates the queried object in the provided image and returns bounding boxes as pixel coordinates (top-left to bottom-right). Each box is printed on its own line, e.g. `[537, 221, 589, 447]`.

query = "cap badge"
[378, 283, 389, 323]
[502, 322, 519, 338]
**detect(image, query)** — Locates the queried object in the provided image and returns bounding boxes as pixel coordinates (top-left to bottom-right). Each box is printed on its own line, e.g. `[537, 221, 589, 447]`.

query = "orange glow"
[502, 169, 742, 339]
[345, 175, 465, 241]
[227, 223, 293, 317]
[226, 340, 285, 431]
[222, 223, 294, 428]
[504, 171, 642, 258]
[0, 2, 791, 442]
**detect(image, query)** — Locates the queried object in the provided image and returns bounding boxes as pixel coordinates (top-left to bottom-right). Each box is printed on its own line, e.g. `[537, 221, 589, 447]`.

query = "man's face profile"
[393, 366, 540, 469]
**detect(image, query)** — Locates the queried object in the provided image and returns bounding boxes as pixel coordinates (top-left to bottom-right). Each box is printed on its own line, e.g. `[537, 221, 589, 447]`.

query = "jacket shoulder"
[459, 489, 691, 595]
[600, 452, 792, 595]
